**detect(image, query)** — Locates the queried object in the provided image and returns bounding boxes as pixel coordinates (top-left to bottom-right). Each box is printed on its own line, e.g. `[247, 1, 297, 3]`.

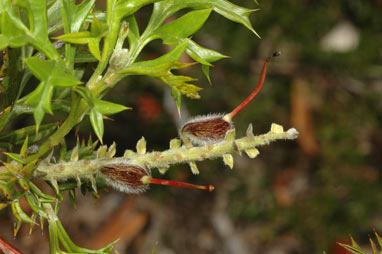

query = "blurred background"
[1, 0, 382, 253]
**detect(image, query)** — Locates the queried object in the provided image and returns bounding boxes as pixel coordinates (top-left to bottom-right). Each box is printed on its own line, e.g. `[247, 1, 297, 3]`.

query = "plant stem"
[33, 124, 298, 181]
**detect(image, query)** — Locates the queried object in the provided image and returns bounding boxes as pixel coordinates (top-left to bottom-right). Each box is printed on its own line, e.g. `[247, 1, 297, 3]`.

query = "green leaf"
[149, 0, 259, 39]
[90, 109, 104, 143]
[24, 57, 55, 81]
[0, 123, 57, 145]
[174, 0, 260, 37]
[171, 87, 181, 116]
[90, 16, 107, 37]
[26, 81, 54, 114]
[202, 65, 212, 85]
[337, 243, 365, 254]
[119, 39, 190, 75]
[88, 38, 101, 60]
[74, 86, 93, 107]
[24, 57, 80, 128]
[3, 152, 25, 164]
[161, 75, 201, 99]
[1, 0, 60, 59]
[0, 105, 12, 133]
[152, 9, 212, 44]
[24, 57, 81, 87]
[115, 0, 161, 18]
[54, 17, 106, 60]
[126, 15, 140, 50]
[70, 0, 96, 32]
[0, 34, 9, 50]
[94, 99, 131, 115]
[1, 12, 30, 48]
[187, 40, 228, 64]
[54, 31, 93, 44]
[20, 135, 29, 158]
[119, 40, 202, 99]
[49, 0, 95, 34]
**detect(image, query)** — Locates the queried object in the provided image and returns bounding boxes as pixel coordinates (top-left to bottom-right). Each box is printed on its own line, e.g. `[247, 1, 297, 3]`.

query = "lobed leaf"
[24, 57, 81, 128]
[24, 57, 81, 87]
[0, 0, 60, 59]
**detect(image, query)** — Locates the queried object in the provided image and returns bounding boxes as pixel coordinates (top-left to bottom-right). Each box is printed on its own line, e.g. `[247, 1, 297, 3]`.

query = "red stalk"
[225, 51, 280, 122]
[142, 177, 214, 192]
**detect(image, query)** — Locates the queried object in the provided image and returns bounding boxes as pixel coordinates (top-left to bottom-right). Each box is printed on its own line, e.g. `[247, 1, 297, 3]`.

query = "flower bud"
[100, 163, 149, 194]
[180, 114, 233, 145]
[180, 52, 280, 146]
[100, 163, 214, 194]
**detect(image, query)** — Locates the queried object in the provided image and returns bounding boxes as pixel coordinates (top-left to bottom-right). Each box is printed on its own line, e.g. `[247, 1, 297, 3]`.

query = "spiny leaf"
[171, 0, 260, 38]
[90, 108, 104, 143]
[337, 243, 365, 254]
[94, 99, 131, 115]
[189, 161, 199, 174]
[223, 154, 234, 169]
[0, 104, 13, 133]
[152, 9, 212, 44]
[1, 0, 60, 59]
[119, 39, 190, 74]
[171, 87, 182, 116]
[136, 136, 147, 155]
[187, 39, 229, 66]
[0, 123, 57, 145]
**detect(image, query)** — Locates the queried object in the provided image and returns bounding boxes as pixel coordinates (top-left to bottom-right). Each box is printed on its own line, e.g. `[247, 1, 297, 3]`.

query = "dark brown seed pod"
[180, 52, 280, 145]
[100, 163, 214, 194]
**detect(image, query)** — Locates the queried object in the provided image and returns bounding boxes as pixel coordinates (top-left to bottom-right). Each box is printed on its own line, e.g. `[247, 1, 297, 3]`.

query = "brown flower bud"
[100, 163, 214, 194]
[100, 163, 149, 194]
[180, 52, 280, 145]
[180, 114, 233, 145]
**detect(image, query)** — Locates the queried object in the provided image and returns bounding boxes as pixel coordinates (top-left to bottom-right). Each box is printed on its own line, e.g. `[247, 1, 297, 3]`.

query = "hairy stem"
[33, 124, 298, 181]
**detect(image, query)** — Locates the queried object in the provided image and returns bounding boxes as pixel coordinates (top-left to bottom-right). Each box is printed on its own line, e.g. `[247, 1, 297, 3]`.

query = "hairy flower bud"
[180, 52, 280, 146]
[101, 163, 149, 194]
[180, 114, 233, 145]
[100, 163, 214, 194]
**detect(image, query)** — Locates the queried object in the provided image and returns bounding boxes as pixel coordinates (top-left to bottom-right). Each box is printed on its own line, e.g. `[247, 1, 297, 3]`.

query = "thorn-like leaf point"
[170, 138, 182, 149]
[158, 167, 169, 175]
[245, 148, 260, 159]
[108, 142, 116, 158]
[136, 137, 146, 155]
[123, 149, 135, 157]
[97, 145, 107, 158]
[189, 161, 200, 175]
[223, 154, 234, 169]
[224, 129, 236, 141]
[246, 123, 254, 138]
[71, 145, 79, 162]
[270, 123, 284, 134]
[50, 178, 59, 195]
[89, 176, 97, 194]
[76, 174, 82, 187]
